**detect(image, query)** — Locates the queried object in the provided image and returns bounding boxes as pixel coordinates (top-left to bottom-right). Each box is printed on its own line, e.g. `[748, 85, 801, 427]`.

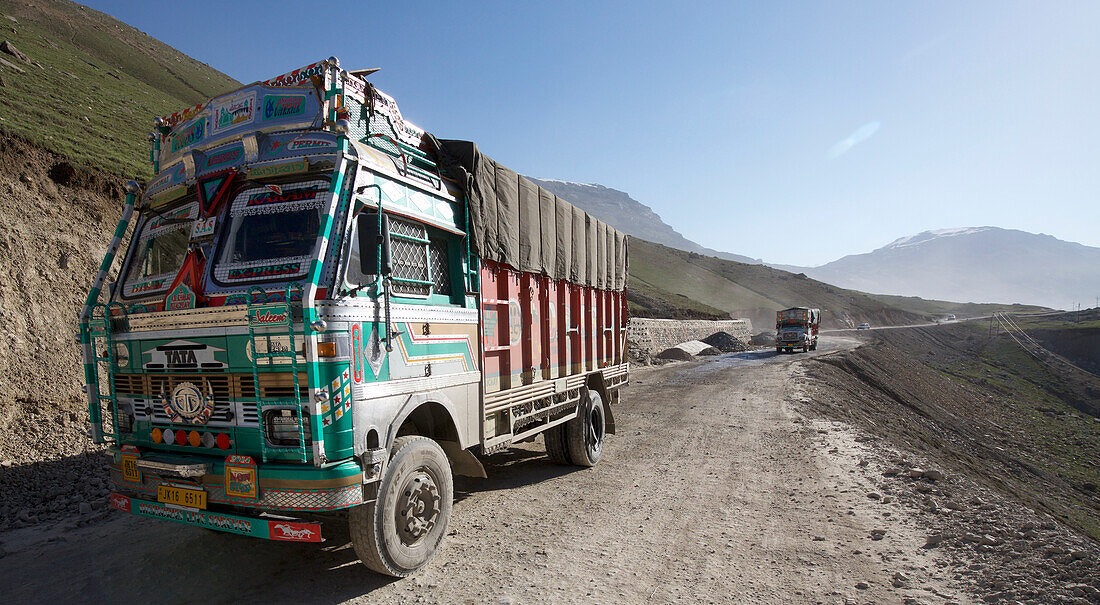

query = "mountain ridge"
[793, 227, 1099, 311]
[527, 177, 761, 265]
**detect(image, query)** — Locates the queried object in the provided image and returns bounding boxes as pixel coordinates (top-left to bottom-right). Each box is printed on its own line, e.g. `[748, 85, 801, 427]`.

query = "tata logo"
[170, 383, 205, 417]
[161, 381, 215, 424]
[144, 340, 226, 370]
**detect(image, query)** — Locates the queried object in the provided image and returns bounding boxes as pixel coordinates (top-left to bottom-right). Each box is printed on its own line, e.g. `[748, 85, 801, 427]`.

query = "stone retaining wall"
[627, 318, 753, 356]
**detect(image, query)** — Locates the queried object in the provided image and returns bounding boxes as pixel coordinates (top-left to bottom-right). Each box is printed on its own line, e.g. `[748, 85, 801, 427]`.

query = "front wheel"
[349, 436, 454, 577]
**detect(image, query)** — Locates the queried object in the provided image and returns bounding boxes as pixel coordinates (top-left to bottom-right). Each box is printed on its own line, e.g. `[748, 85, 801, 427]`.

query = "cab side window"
[346, 214, 455, 301]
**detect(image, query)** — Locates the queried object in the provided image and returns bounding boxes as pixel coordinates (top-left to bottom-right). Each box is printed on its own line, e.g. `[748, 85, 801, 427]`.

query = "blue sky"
[84, 1, 1100, 265]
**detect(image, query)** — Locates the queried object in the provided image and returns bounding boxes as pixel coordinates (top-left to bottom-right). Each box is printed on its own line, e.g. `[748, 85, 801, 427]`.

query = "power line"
[993, 312, 1096, 379]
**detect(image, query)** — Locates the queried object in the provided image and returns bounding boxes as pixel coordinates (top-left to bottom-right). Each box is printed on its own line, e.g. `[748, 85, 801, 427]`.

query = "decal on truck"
[224, 456, 258, 499]
[212, 95, 255, 132]
[170, 118, 206, 153]
[262, 95, 306, 120]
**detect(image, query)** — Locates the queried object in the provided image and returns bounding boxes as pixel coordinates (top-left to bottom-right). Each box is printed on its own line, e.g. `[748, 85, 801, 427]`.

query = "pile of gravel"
[656, 347, 695, 362]
[702, 331, 749, 353]
[656, 340, 721, 361]
[750, 331, 776, 346]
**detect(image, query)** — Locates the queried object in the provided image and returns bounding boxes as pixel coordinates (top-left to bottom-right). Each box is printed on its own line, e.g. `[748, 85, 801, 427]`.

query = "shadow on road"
[1, 439, 579, 603]
[457, 443, 582, 501]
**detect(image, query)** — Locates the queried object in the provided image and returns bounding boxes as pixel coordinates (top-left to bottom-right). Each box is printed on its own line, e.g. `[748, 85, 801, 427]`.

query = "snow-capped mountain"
[883, 227, 994, 249]
[800, 227, 1099, 310]
[526, 178, 761, 265]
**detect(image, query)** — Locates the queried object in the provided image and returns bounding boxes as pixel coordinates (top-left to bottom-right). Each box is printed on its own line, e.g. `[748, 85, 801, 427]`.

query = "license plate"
[121, 456, 141, 482]
[157, 485, 207, 509]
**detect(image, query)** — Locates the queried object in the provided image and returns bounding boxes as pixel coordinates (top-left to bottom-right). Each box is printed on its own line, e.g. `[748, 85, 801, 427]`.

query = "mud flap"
[438, 441, 487, 478]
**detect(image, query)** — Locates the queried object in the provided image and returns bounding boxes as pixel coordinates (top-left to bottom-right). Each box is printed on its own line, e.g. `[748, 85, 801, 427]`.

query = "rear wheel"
[803, 345, 808, 353]
[349, 436, 453, 577]
[565, 390, 605, 467]
[544, 423, 571, 464]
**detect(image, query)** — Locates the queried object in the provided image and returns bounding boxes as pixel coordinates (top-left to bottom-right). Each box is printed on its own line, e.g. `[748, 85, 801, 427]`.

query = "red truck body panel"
[479, 259, 627, 394]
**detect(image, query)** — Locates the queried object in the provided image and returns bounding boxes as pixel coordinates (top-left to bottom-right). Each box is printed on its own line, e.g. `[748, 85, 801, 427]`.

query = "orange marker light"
[316, 342, 337, 357]
[188, 430, 201, 447]
[152, 428, 162, 443]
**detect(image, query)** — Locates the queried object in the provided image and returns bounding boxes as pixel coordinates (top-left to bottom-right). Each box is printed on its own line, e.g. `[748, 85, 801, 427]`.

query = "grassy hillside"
[0, 0, 239, 178]
[628, 238, 926, 330]
[870, 293, 1051, 319]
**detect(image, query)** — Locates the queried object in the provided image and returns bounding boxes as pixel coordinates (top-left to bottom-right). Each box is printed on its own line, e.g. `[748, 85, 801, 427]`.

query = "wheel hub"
[397, 470, 440, 545]
[587, 405, 604, 455]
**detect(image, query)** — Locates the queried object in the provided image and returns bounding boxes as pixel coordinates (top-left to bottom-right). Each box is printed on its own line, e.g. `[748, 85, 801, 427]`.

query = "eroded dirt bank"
[802, 329, 1100, 603]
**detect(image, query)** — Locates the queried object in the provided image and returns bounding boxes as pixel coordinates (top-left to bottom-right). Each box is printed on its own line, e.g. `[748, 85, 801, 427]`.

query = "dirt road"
[0, 336, 969, 604]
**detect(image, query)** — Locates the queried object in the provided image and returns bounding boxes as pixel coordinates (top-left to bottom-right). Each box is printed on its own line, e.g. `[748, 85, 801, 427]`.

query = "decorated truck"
[79, 57, 629, 576]
[775, 307, 819, 353]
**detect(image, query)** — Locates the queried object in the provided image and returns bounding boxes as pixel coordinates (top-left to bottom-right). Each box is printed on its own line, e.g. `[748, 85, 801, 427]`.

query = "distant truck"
[78, 58, 629, 577]
[776, 307, 819, 353]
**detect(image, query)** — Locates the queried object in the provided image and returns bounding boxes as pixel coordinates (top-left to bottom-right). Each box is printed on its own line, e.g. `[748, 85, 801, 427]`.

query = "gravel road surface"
[0, 336, 968, 604]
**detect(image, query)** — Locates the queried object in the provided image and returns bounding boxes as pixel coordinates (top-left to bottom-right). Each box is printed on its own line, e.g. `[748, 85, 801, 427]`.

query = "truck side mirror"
[357, 212, 391, 276]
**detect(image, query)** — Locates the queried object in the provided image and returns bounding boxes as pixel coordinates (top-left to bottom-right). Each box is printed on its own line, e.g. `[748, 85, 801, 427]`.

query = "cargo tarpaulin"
[423, 136, 628, 291]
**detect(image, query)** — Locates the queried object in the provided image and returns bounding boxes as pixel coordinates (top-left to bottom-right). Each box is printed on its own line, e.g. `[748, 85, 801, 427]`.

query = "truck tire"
[803, 345, 808, 353]
[810, 340, 817, 351]
[543, 423, 572, 465]
[565, 390, 605, 467]
[349, 435, 453, 577]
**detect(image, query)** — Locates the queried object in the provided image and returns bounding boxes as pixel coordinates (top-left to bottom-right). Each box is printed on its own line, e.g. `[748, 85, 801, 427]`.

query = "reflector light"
[316, 342, 337, 357]
[216, 433, 231, 450]
[202, 432, 216, 448]
[162, 429, 174, 444]
[188, 431, 201, 447]
[151, 428, 163, 443]
[175, 430, 188, 446]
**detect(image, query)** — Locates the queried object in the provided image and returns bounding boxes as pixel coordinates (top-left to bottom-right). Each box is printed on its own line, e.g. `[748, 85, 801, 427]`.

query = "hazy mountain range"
[529, 179, 1096, 311]
[527, 178, 761, 265]
[781, 227, 1099, 311]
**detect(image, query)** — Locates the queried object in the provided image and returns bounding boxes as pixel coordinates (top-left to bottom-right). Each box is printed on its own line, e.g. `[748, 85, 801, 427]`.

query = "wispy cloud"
[829, 121, 881, 158]
[901, 35, 946, 63]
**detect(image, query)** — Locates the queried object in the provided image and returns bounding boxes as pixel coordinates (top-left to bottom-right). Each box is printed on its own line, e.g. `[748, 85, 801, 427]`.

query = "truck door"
[383, 215, 468, 380]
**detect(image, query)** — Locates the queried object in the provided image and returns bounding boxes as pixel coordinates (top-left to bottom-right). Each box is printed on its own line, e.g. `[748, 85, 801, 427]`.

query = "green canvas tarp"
[423, 137, 628, 291]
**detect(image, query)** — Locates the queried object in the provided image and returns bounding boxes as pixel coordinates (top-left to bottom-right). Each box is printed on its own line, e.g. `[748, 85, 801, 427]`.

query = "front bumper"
[109, 449, 364, 512]
[108, 493, 323, 542]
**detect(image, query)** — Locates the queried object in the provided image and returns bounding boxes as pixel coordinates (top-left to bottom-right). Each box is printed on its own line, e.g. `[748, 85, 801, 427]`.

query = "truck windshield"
[120, 201, 198, 298]
[212, 179, 328, 286]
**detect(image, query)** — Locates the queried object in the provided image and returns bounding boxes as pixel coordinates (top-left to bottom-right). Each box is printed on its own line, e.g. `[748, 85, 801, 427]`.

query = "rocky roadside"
[0, 406, 112, 534]
[792, 369, 1100, 604]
